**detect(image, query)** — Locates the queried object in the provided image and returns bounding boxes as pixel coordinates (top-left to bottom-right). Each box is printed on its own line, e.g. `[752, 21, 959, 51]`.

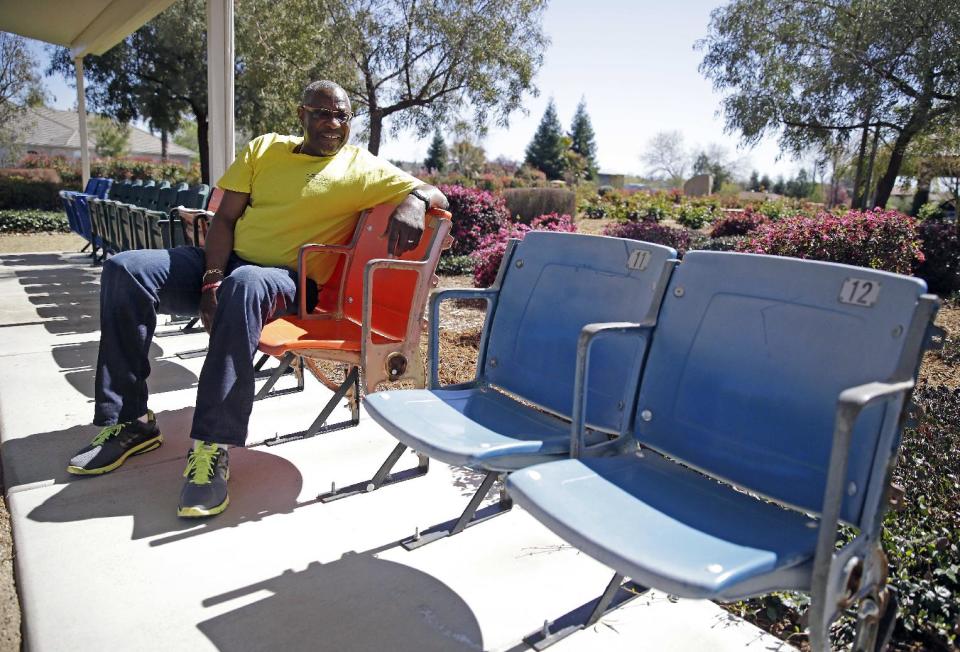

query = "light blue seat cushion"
[508, 451, 819, 600]
[366, 387, 604, 471]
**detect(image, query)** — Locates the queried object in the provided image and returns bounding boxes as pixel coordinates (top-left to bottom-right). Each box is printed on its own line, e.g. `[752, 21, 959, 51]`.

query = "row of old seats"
[256, 230, 939, 652]
[59, 178, 219, 262]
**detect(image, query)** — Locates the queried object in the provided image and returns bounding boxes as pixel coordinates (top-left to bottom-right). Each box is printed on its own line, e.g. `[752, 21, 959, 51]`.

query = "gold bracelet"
[202, 268, 224, 280]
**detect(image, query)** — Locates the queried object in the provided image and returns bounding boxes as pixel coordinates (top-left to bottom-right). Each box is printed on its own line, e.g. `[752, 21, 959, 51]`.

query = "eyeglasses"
[301, 105, 353, 124]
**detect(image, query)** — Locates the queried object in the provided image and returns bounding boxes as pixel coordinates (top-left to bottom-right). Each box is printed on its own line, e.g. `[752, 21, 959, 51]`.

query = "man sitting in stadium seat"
[66, 80, 447, 518]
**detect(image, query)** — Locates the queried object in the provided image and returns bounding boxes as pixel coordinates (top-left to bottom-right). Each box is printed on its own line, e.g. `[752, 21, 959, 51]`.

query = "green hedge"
[0, 210, 70, 234]
[0, 177, 63, 210]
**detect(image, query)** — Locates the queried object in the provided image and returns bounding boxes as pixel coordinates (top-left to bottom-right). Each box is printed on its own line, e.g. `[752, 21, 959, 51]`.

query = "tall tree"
[0, 33, 44, 164]
[641, 130, 687, 187]
[318, 0, 548, 154]
[698, 0, 960, 208]
[50, 0, 208, 177]
[524, 100, 566, 180]
[90, 117, 131, 157]
[424, 130, 448, 173]
[568, 98, 598, 180]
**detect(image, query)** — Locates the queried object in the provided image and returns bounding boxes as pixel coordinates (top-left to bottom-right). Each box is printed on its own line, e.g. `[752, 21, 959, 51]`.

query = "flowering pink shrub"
[914, 221, 960, 294]
[709, 210, 770, 238]
[471, 213, 577, 287]
[601, 219, 692, 256]
[438, 184, 511, 257]
[737, 209, 923, 274]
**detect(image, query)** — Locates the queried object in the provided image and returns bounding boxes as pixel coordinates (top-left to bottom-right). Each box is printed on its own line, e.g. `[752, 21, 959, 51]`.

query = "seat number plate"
[839, 278, 880, 307]
[627, 249, 651, 271]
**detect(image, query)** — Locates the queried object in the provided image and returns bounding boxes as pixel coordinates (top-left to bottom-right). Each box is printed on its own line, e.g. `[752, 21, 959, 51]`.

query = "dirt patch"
[0, 233, 86, 254]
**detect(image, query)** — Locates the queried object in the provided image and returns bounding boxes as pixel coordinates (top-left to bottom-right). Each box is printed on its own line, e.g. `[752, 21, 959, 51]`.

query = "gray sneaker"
[177, 443, 229, 518]
[68, 410, 163, 475]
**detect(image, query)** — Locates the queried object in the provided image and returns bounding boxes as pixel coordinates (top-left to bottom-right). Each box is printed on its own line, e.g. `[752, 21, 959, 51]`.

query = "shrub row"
[0, 177, 63, 210]
[738, 209, 923, 275]
[578, 189, 811, 225]
[0, 210, 70, 234]
[19, 154, 199, 186]
[471, 213, 577, 287]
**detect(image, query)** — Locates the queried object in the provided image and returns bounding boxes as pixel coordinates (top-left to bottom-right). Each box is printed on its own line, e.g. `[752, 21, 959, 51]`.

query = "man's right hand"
[199, 288, 218, 333]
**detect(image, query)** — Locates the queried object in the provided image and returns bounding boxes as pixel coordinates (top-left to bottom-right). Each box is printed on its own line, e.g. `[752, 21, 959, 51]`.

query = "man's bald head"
[301, 81, 350, 109]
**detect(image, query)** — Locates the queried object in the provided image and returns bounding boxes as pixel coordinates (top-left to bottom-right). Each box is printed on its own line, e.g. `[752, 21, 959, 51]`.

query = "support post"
[206, 0, 235, 184]
[74, 57, 90, 190]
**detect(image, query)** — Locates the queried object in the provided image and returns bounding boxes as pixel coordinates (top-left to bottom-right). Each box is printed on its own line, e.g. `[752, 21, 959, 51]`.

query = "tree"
[760, 174, 772, 192]
[641, 130, 687, 187]
[424, 131, 448, 173]
[449, 121, 485, 176]
[318, 0, 548, 154]
[50, 0, 208, 177]
[699, 0, 960, 208]
[91, 116, 131, 157]
[748, 170, 760, 191]
[0, 33, 44, 164]
[524, 100, 566, 180]
[568, 98, 598, 179]
[174, 120, 199, 157]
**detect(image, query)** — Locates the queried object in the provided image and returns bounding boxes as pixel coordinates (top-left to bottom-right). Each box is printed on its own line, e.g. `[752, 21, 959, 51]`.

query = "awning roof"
[0, 0, 178, 57]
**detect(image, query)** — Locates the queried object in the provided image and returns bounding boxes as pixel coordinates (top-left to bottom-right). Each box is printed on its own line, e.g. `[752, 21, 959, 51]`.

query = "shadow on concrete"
[3, 408, 306, 544]
[7, 256, 102, 336]
[51, 341, 198, 399]
[198, 553, 483, 652]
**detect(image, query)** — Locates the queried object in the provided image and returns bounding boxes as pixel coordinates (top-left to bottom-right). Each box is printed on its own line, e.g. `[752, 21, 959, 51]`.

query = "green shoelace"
[183, 444, 219, 485]
[91, 423, 126, 446]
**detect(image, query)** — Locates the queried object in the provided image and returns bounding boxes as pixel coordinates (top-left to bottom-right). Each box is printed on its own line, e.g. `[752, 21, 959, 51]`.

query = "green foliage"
[0, 33, 45, 165]
[568, 98, 598, 180]
[49, 0, 209, 176]
[0, 209, 69, 233]
[502, 188, 576, 223]
[525, 100, 567, 180]
[173, 121, 199, 156]
[424, 131, 449, 173]
[19, 154, 199, 186]
[698, 0, 960, 208]
[322, 0, 548, 154]
[0, 177, 62, 210]
[436, 254, 475, 275]
[676, 202, 719, 229]
[91, 117, 131, 158]
[918, 201, 946, 222]
[882, 385, 960, 648]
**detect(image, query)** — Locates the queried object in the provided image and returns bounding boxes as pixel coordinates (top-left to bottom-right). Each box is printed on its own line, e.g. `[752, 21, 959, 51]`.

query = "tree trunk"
[862, 124, 881, 208]
[852, 117, 871, 209]
[161, 129, 169, 161]
[197, 111, 210, 184]
[874, 123, 924, 209]
[367, 109, 383, 155]
[910, 173, 931, 216]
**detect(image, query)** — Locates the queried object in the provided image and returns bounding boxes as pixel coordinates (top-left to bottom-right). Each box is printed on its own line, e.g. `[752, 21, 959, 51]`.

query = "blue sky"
[26, 0, 806, 179]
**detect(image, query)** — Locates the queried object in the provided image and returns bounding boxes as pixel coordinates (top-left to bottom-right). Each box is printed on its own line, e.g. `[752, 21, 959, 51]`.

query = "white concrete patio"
[0, 249, 797, 652]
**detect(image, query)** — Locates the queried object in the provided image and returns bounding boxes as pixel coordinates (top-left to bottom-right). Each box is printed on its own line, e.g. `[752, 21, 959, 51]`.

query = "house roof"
[14, 106, 196, 158]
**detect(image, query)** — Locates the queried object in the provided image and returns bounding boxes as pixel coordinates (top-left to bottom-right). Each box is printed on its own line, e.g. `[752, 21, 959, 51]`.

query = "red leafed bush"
[737, 209, 924, 275]
[709, 209, 770, 238]
[438, 184, 511, 257]
[601, 219, 692, 256]
[471, 213, 576, 287]
[914, 220, 960, 294]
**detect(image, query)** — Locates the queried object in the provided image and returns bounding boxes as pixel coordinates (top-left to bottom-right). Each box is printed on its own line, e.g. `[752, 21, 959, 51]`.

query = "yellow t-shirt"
[217, 133, 420, 283]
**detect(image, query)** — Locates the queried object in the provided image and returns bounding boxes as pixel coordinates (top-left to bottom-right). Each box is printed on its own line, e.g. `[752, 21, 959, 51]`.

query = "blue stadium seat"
[507, 251, 940, 652]
[357, 231, 678, 550]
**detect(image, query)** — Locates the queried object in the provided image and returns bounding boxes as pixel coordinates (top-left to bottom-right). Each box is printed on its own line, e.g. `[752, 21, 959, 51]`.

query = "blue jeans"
[94, 246, 305, 446]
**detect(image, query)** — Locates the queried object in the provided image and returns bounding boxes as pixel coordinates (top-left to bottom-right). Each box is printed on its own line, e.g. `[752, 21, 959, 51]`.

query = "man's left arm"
[387, 184, 449, 256]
